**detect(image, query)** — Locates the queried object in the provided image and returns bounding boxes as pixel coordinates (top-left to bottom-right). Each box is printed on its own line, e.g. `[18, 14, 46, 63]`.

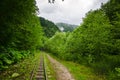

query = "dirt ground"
[47, 55, 75, 80]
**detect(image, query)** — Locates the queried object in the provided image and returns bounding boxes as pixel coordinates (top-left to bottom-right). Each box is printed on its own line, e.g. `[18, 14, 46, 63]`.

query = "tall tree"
[102, 0, 120, 54]
[102, 0, 120, 23]
[65, 10, 112, 61]
[0, 0, 43, 50]
[0, 0, 43, 70]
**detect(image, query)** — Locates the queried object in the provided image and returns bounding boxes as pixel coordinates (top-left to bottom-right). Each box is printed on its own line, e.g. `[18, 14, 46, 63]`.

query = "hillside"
[39, 17, 60, 38]
[56, 23, 78, 32]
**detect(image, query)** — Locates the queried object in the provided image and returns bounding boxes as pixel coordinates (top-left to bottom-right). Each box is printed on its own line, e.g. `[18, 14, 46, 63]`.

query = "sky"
[36, 0, 109, 25]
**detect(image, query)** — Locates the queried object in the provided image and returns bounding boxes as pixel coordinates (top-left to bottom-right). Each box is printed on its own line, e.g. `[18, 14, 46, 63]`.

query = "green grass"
[0, 51, 41, 80]
[46, 52, 106, 80]
[43, 52, 57, 80]
[61, 61, 106, 80]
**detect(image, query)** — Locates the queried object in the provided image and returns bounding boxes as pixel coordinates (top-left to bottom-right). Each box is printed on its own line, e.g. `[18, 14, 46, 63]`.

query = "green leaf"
[4, 58, 12, 65]
[2, 66, 8, 69]
[12, 73, 20, 78]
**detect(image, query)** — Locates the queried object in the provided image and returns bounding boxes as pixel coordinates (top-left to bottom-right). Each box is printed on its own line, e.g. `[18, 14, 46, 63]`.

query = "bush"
[0, 48, 31, 71]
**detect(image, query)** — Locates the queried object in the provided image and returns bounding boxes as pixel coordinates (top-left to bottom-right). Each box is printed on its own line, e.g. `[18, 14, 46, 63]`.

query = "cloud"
[36, 0, 108, 25]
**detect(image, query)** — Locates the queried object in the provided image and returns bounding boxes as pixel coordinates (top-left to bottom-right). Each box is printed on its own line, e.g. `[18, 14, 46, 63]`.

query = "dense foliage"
[39, 17, 60, 38]
[0, 0, 43, 70]
[45, 0, 120, 79]
[102, 0, 120, 55]
[45, 32, 69, 58]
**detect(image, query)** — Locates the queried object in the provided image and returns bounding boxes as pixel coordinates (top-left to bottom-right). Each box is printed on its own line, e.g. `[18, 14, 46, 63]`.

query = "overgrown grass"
[62, 61, 106, 80]
[43, 52, 56, 80]
[0, 51, 41, 80]
[48, 52, 106, 80]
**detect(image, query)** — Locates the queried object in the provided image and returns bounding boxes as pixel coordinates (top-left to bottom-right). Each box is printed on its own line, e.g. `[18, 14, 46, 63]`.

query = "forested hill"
[56, 23, 78, 32]
[39, 17, 60, 38]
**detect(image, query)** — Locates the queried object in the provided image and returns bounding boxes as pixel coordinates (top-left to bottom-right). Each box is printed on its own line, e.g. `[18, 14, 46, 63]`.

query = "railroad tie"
[36, 55, 46, 80]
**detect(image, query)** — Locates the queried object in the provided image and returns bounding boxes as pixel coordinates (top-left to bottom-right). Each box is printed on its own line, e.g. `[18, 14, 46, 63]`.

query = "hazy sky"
[36, 0, 108, 25]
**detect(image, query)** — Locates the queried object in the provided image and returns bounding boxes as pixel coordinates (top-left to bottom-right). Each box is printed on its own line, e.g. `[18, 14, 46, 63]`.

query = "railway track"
[30, 54, 47, 80]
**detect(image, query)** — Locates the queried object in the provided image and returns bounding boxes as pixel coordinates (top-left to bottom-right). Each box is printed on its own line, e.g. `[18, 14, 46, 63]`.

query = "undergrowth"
[43, 52, 56, 80]
[0, 51, 41, 80]
[47, 52, 106, 80]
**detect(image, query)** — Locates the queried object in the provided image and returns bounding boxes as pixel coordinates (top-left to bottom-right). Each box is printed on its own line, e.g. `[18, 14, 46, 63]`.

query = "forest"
[0, 0, 120, 80]
[0, 0, 43, 69]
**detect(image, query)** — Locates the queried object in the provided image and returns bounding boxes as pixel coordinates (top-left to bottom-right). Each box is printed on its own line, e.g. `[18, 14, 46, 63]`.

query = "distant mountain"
[39, 17, 60, 38]
[56, 23, 78, 32]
